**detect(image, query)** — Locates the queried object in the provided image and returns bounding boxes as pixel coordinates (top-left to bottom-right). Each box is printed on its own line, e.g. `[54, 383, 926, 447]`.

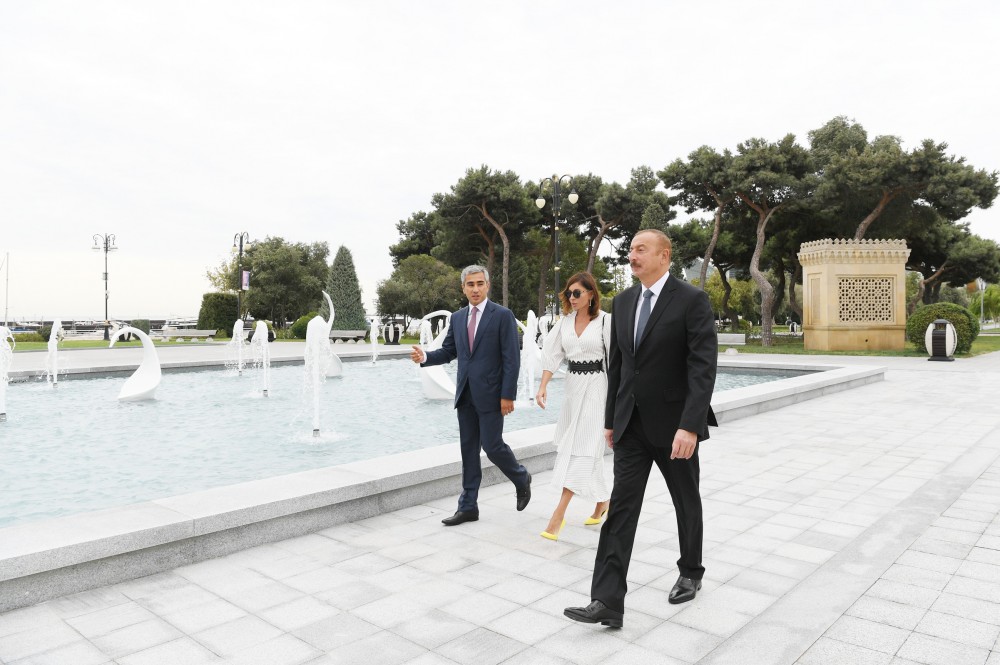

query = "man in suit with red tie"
[565, 229, 718, 628]
[410, 265, 532, 526]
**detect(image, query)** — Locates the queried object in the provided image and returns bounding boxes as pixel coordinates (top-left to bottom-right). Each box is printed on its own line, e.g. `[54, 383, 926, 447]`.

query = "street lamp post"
[535, 174, 579, 318]
[92, 233, 117, 341]
[232, 232, 250, 322]
[978, 277, 987, 325]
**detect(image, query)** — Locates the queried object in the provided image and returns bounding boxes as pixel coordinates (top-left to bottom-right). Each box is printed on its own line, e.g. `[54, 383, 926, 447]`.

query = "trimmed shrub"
[290, 312, 318, 339]
[905, 302, 980, 354]
[39, 325, 53, 342]
[198, 293, 239, 337]
[130, 319, 151, 334]
[327, 246, 367, 330]
[13, 332, 45, 343]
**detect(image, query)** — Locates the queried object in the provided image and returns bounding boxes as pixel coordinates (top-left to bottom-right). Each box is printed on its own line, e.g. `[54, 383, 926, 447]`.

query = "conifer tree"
[325, 246, 367, 329]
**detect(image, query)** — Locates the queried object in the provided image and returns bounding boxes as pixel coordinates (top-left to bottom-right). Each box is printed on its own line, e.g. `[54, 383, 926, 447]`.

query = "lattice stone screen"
[837, 277, 893, 323]
[798, 239, 910, 351]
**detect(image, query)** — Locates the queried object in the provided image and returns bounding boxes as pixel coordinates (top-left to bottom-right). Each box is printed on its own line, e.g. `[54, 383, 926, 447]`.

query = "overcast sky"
[1, 1, 998, 322]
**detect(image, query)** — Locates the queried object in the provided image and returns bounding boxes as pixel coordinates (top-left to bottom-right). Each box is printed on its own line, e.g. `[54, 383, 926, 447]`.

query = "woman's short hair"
[559, 271, 601, 319]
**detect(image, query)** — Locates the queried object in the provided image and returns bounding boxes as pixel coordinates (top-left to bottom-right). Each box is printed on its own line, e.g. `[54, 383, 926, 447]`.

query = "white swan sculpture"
[419, 309, 456, 400]
[515, 310, 542, 407]
[110, 326, 161, 401]
[304, 316, 332, 436]
[322, 291, 343, 377]
[46, 319, 63, 387]
[0, 326, 14, 421]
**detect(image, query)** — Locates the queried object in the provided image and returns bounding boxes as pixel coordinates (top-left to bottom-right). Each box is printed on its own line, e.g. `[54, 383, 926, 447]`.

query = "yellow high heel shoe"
[540, 519, 566, 541]
[584, 506, 609, 526]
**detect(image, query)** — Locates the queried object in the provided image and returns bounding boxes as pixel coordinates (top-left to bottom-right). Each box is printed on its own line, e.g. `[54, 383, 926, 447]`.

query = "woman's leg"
[545, 488, 574, 534]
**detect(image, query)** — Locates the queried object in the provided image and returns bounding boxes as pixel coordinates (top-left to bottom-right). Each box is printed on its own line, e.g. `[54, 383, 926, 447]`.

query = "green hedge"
[905, 302, 980, 354]
[198, 293, 239, 337]
[130, 319, 151, 334]
[290, 312, 318, 339]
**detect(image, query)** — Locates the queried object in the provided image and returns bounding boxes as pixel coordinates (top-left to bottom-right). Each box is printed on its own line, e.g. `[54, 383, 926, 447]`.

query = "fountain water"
[304, 316, 332, 437]
[45, 319, 63, 388]
[417, 310, 456, 400]
[368, 316, 380, 364]
[515, 310, 541, 407]
[229, 319, 247, 375]
[252, 321, 271, 396]
[109, 326, 162, 401]
[322, 291, 343, 377]
[0, 326, 13, 422]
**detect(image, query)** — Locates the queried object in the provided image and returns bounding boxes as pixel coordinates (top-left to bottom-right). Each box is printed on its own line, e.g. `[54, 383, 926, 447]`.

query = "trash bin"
[924, 319, 956, 361]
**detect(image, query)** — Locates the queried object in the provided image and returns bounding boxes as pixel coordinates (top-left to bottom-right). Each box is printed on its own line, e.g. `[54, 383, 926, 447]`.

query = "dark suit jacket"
[604, 277, 718, 446]
[423, 300, 520, 412]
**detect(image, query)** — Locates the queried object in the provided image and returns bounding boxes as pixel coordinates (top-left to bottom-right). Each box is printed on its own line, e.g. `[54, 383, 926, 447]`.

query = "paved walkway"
[3, 350, 1000, 664]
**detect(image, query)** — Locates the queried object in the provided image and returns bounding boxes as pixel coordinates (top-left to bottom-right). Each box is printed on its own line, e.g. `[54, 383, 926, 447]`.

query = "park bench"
[159, 328, 218, 342]
[329, 329, 368, 342]
[718, 332, 746, 346]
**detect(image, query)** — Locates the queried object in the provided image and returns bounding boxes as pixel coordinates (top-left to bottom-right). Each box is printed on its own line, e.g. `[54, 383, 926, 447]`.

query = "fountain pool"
[0, 360, 809, 527]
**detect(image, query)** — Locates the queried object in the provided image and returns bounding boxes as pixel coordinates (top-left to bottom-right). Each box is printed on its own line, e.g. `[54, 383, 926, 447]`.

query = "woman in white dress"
[535, 271, 612, 540]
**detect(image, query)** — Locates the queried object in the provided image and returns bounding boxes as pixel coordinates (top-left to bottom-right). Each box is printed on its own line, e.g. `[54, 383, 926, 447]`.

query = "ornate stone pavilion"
[798, 238, 911, 351]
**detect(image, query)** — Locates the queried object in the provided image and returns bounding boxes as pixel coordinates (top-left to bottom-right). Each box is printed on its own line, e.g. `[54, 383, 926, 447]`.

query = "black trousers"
[591, 408, 704, 613]
[454, 386, 528, 512]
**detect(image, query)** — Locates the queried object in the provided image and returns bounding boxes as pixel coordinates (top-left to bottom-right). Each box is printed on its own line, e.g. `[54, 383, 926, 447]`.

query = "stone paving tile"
[895, 632, 990, 665]
[290, 613, 379, 652]
[7, 639, 113, 665]
[115, 637, 221, 665]
[931, 591, 1000, 625]
[881, 563, 953, 591]
[845, 595, 927, 631]
[440, 590, 520, 625]
[65, 601, 157, 639]
[256, 595, 339, 632]
[352, 593, 436, 630]
[671, 603, 753, 637]
[436, 627, 527, 665]
[311, 629, 427, 665]
[913, 609, 1000, 650]
[89, 618, 183, 660]
[191, 615, 282, 658]
[824, 615, 910, 655]
[635, 620, 724, 662]
[159, 598, 248, 635]
[223, 633, 321, 665]
[795, 637, 893, 665]
[391, 608, 478, 650]
[485, 606, 568, 645]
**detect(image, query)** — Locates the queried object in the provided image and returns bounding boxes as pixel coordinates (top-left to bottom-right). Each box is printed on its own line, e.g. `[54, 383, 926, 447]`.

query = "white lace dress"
[541, 311, 613, 501]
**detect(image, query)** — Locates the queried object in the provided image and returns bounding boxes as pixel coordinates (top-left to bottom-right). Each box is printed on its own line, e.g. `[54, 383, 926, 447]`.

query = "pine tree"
[326, 246, 367, 330]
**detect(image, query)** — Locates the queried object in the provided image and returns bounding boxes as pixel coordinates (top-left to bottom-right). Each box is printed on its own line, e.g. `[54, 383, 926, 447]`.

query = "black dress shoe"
[668, 575, 702, 604]
[441, 510, 479, 526]
[516, 472, 532, 511]
[563, 600, 623, 628]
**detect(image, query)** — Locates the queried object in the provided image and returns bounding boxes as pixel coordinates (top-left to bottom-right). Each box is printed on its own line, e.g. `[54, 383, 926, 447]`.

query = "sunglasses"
[564, 289, 588, 299]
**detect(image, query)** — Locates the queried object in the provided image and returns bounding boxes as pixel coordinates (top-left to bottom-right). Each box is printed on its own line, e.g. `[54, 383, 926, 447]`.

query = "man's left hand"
[500, 399, 514, 416]
[671, 429, 697, 460]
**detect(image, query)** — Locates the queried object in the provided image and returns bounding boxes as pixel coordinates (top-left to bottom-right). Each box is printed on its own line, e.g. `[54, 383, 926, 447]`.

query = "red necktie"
[468, 306, 477, 352]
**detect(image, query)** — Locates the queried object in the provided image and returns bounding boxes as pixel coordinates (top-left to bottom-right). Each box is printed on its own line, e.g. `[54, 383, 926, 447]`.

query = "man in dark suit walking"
[410, 265, 532, 526]
[565, 229, 717, 628]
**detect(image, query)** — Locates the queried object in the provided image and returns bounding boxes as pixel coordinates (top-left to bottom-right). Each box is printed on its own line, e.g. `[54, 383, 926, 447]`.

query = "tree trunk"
[587, 216, 618, 274]
[907, 264, 948, 315]
[737, 194, 780, 346]
[854, 189, 898, 240]
[789, 259, 803, 321]
[773, 256, 787, 316]
[717, 266, 738, 331]
[478, 204, 509, 307]
[698, 199, 724, 289]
